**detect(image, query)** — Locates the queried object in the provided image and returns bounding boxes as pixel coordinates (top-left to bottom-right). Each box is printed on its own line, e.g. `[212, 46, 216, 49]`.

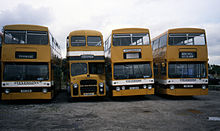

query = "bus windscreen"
[4, 63, 49, 81]
[113, 33, 150, 46]
[114, 62, 152, 79]
[168, 33, 205, 45]
[168, 62, 206, 78]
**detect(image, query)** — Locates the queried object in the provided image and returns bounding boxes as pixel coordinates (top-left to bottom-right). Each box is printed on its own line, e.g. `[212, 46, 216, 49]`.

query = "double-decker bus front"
[1, 25, 53, 100]
[66, 30, 106, 99]
[154, 28, 208, 96]
[105, 28, 154, 97]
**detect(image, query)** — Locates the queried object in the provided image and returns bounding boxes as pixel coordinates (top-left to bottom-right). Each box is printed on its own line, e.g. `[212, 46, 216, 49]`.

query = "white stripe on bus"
[111, 79, 154, 86]
[2, 81, 51, 87]
[67, 51, 104, 56]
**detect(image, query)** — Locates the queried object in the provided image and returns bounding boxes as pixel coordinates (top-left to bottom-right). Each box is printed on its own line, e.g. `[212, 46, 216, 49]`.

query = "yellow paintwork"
[69, 61, 106, 97]
[112, 88, 154, 96]
[68, 30, 104, 52]
[153, 28, 208, 96]
[156, 88, 208, 96]
[1, 44, 50, 62]
[1, 92, 52, 100]
[1, 24, 60, 100]
[67, 30, 106, 98]
[4, 24, 48, 31]
[105, 28, 154, 97]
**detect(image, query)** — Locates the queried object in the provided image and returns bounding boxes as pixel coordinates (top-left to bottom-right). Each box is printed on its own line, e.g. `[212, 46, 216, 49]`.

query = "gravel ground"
[0, 90, 220, 131]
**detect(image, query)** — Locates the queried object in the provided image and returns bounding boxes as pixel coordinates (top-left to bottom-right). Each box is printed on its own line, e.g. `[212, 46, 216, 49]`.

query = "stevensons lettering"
[126, 80, 142, 83]
[14, 81, 40, 85]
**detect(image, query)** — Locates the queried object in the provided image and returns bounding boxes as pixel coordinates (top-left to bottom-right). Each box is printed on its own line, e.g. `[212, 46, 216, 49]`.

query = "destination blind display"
[179, 52, 197, 58]
[15, 52, 37, 59]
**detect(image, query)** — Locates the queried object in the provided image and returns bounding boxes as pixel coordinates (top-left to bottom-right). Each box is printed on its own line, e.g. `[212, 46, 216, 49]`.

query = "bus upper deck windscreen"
[4, 30, 48, 45]
[168, 33, 205, 46]
[113, 33, 150, 46]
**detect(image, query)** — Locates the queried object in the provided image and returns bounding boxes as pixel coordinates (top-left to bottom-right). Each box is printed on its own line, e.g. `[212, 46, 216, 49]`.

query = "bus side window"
[161, 63, 166, 76]
[154, 63, 158, 76]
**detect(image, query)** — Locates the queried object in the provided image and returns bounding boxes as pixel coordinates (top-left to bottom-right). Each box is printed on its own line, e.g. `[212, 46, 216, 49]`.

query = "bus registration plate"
[184, 85, 193, 88]
[84, 93, 94, 96]
[129, 87, 139, 90]
[21, 89, 32, 93]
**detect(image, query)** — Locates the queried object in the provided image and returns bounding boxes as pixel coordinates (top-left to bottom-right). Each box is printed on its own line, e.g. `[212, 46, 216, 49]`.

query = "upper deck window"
[168, 33, 205, 46]
[87, 36, 102, 46]
[4, 30, 48, 45]
[71, 36, 86, 46]
[113, 33, 150, 46]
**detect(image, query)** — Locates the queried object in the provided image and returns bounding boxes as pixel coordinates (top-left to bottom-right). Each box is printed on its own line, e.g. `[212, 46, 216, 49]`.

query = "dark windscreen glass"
[168, 33, 205, 45]
[27, 31, 48, 44]
[71, 63, 87, 76]
[4, 30, 48, 44]
[113, 33, 149, 46]
[168, 62, 206, 78]
[89, 63, 104, 74]
[4, 63, 49, 81]
[87, 36, 102, 46]
[71, 36, 86, 46]
[114, 62, 152, 80]
[5, 30, 26, 44]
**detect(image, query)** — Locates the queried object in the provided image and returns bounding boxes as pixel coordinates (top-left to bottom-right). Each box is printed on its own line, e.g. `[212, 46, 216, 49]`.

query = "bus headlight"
[116, 87, 120, 92]
[202, 85, 206, 90]
[143, 85, 147, 89]
[99, 83, 104, 88]
[5, 89, 10, 94]
[42, 88, 48, 93]
[74, 83, 78, 88]
[170, 85, 175, 90]
[122, 86, 125, 90]
[148, 85, 152, 90]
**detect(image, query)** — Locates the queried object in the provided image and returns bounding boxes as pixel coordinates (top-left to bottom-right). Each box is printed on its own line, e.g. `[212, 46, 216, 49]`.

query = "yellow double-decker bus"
[1, 24, 61, 100]
[66, 30, 106, 100]
[104, 28, 154, 97]
[152, 28, 208, 96]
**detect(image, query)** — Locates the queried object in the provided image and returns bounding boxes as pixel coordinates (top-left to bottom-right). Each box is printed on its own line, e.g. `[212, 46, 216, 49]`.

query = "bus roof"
[69, 30, 102, 36]
[4, 24, 48, 31]
[152, 28, 205, 41]
[168, 28, 205, 33]
[112, 28, 149, 34]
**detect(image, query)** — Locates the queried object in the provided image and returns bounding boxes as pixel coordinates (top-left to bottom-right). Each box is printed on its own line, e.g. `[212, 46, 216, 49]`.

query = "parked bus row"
[0, 24, 208, 101]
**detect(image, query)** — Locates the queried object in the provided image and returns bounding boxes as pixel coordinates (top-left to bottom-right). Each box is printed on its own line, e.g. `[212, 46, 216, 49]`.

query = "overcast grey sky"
[0, 0, 220, 64]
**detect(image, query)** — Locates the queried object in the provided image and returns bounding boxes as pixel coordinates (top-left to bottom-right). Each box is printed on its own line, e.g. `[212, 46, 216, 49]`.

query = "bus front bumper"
[112, 88, 154, 97]
[1, 92, 52, 100]
[156, 88, 208, 96]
